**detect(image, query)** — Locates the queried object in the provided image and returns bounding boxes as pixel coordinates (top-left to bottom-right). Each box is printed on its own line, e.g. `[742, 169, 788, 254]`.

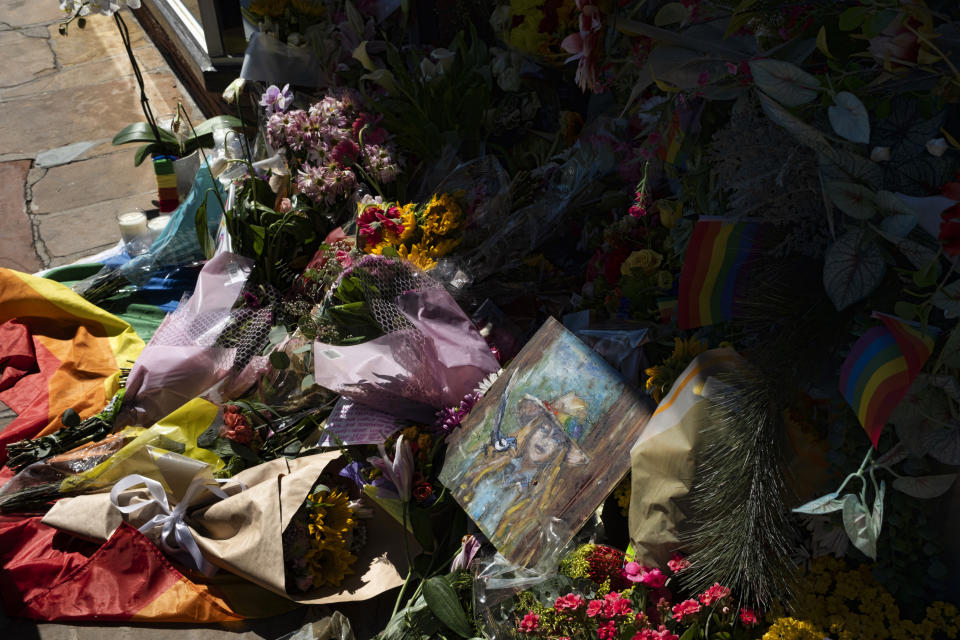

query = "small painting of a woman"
[454, 391, 591, 560]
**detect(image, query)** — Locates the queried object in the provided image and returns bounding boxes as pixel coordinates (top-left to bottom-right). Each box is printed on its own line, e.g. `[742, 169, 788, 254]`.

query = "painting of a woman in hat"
[458, 390, 591, 558]
[439, 317, 651, 567]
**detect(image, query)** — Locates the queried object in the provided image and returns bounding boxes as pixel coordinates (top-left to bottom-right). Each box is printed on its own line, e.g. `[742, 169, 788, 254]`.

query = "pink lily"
[368, 434, 414, 501]
[450, 534, 481, 572]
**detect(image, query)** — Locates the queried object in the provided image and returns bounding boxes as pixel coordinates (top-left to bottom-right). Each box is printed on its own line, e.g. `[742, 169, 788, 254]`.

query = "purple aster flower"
[260, 84, 293, 116]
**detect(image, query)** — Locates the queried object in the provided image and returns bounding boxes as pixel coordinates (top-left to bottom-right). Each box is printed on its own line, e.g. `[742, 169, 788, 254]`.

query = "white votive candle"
[147, 215, 171, 240]
[117, 211, 148, 244]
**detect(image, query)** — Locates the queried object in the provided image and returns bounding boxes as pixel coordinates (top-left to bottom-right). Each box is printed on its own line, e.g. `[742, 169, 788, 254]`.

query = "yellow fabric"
[60, 398, 223, 493]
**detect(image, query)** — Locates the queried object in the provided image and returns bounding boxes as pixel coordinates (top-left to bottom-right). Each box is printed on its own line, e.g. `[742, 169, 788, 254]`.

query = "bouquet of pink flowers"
[506, 544, 761, 640]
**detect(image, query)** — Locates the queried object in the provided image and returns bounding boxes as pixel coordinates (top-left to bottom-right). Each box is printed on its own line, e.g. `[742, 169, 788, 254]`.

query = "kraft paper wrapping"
[43, 452, 408, 605]
[628, 349, 743, 567]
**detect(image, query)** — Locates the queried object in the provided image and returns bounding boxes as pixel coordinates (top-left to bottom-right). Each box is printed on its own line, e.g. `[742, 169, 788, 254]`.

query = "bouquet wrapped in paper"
[42, 451, 408, 604]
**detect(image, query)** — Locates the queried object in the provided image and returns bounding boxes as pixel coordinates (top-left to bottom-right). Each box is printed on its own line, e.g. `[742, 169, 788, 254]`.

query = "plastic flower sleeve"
[312, 256, 499, 422]
[116, 252, 267, 428]
[472, 517, 577, 639]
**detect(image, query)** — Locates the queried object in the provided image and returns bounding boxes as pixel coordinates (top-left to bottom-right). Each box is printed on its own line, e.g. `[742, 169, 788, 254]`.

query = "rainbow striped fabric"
[838, 313, 939, 447]
[677, 219, 760, 330]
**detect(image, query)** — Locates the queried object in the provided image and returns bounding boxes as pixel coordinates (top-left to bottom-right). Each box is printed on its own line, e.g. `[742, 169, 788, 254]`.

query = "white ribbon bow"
[109, 474, 230, 576]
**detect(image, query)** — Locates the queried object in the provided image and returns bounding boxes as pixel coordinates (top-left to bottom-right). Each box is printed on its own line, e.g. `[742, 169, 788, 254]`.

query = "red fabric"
[0, 517, 183, 621]
[0, 321, 36, 391]
[0, 334, 57, 464]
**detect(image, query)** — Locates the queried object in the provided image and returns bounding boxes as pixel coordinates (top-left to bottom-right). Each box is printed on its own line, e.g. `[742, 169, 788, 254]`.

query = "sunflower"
[644, 337, 708, 403]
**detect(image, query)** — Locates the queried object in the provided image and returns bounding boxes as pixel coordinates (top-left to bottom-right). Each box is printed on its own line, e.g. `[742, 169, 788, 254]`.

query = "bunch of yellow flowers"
[303, 488, 357, 588]
[763, 557, 959, 640]
[363, 193, 465, 271]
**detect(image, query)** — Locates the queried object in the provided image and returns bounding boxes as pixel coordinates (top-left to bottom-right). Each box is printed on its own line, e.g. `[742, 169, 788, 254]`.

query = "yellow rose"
[656, 270, 673, 289]
[658, 199, 682, 229]
[620, 249, 663, 276]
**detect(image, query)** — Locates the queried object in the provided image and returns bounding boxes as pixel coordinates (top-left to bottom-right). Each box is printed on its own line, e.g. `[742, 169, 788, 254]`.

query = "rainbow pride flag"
[838, 313, 939, 447]
[677, 219, 760, 330]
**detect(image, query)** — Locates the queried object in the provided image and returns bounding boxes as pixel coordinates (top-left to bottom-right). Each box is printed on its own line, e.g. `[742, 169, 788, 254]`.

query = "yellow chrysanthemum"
[247, 0, 289, 18]
[399, 203, 418, 242]
[420, 193, 463, 238]
[399, 244, 437, 271]
[762, 617, 824, 640]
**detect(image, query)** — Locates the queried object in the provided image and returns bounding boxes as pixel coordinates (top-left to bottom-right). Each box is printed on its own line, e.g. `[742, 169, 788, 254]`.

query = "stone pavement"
[0, 0, 203, 272]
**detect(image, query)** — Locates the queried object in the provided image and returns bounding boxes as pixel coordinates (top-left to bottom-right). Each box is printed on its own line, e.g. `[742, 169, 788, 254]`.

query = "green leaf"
[793, 491, 844, 515]
[938, 324, 960, 368]
[824, 181, 877, 219]
[894, 301, 919, 321]
[823, 230, 886, 310]
[422, 577, 473, 638]
[838, 6, 867, 31]
[842, 494, 877, 559]
[892, 474, 958, 498]
[300, 373, 315, 391]
[750, 58, 820, 107]
[410, 507, 436, 550]
[381, 246, 401, 258]
[655, 2, 689, 26]
[816, 25, 834, 59]
[828, 91, 870, 144]
[912, 259, 938, 288]
[133, 144, 154, 167]
[678, 620, 700, 640]
[195, 197, 214, 259]
[189, 115, 241, 139]
[933, 281, 960, 319]
[112, 122, 178, 146]
[269, 350, 291, 370]
[872, 480, 885, 539]
[818, 147, 883, 189]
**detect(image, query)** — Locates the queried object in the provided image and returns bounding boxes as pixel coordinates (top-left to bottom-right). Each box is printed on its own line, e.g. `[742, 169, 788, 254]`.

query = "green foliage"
[112, 115, 242, 165]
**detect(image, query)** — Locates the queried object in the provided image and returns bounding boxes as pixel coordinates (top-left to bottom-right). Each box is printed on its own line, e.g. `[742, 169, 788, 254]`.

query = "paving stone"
[0, 44, 167, 100]
[31, 150, 157, 214]
[0, 159, 41, 272]
[0, 29, 55, 88]
[38, 191, 156, 259]
[34, 140, 99, 168]
[0, 72, 193, 155]
[0, 0, 66, 27]
[47, 13, 147, 67]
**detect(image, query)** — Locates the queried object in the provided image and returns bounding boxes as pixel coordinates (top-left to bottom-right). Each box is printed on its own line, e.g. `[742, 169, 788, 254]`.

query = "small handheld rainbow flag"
[677, 218, 761, 330]
[838, 312, 939, 447]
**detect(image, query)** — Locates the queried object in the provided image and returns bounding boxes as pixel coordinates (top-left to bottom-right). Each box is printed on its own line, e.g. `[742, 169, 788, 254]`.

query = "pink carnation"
[671, 599, 701, 622]
[641, 568, 666, 588]
[667, 553, 690, 573]
[602, 592, 633, 618]
[554, 593, 586, 612]
[597, 620, 618, 640]
[634, 625, 679, 640]
[622, 561, 645, 582]
[518, 612, 540, 633]
[586, 599, 604, 618]
[699, 583, 731, 606]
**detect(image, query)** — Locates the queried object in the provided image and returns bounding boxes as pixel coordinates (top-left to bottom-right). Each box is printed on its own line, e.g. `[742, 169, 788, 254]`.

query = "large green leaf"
[933, 281, 960, 319]
[841, 494, 877, 559]
[828, 91, 870, 144]
[422, 577, 473, 638]
[892, 474, 958, 498]
[188, 115, 242, 139]
[750, 58, 820, 106]
[194, 195, 214, 259]
[823, 230, 886, 310]
[112, 122, 178, 146]
[824, 181, 877, 219]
